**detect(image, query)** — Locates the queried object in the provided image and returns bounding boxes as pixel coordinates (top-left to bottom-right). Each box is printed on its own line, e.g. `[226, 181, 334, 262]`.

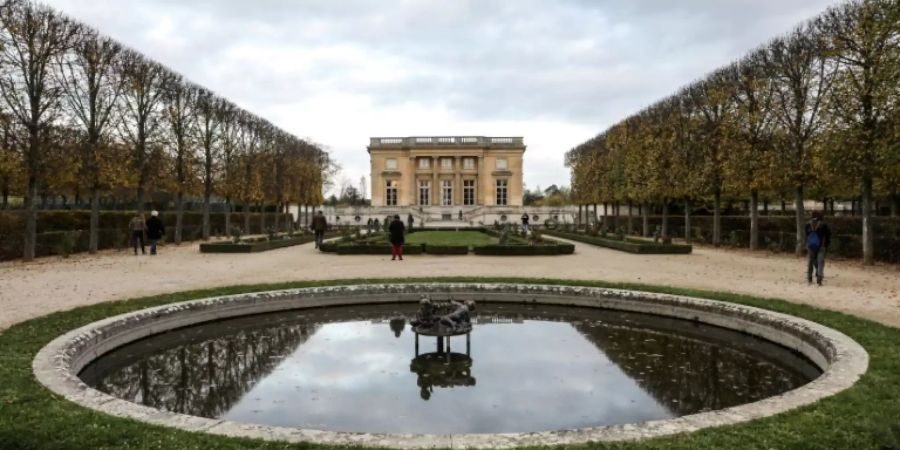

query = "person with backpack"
[310, 211, 328, 249]
[129, 213, 147, 255]
[804, 210, 831, 286]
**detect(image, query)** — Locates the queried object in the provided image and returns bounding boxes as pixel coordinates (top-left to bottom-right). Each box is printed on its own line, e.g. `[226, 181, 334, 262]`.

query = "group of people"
[128, 211, 166, 256]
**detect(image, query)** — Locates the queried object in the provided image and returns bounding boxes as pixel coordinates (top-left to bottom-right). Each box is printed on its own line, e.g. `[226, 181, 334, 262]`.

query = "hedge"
[544, 230, 693, 255]
[335, 243, 425, 255]
[473, 243, 573, 256]
[199, 234, 320, 254]
[0, 211, 293, 261]
[590, 214, 900, 262]
[424, 245, 470, 255]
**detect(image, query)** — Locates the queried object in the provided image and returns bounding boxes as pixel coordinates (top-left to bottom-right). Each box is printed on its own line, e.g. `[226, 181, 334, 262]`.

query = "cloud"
[44, 0, 841, 196]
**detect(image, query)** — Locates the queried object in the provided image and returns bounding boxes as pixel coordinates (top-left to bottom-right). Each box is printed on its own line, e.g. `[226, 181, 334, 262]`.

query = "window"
[496, 158, 508, 171]
[418, 180, 431, 206]
[418, 158, 431, 170]
[463, 157, 476, 170]
[441, 158, 453, 170]
[442, 180, 453, 206]
[385, 158, 397, 170]
[463, 180, 476, 206]
[496, 179, 508, 206]
[385, 180, 398, 206]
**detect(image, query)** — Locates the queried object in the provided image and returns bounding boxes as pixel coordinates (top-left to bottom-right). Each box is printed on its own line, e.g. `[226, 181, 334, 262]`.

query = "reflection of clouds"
[224, 319, 670, 433]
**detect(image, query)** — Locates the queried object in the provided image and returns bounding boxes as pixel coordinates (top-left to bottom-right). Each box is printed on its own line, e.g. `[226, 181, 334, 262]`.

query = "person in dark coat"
[310, 211, 328, 249]
[804, 210, 832, 286]
[145, 211, 166, 255]
[389, 214, 406, 261]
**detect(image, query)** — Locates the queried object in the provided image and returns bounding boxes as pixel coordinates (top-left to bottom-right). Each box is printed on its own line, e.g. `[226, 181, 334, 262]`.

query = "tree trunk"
[862, 177, 874, 266]
[577, 205, 582, 228]
[23, 176, 38, 261]
[713, 189, 722, 247]
[684, 198, 692, 244]
[175, 191, 184, 245]
[225, 197, 232, 236]
[794, 185, 805, 257]
[626, 201, 633, 234]
[136, 184, 146, 214]
[202, 190, 211, 240]
[243, 202, 250, 234]
[89, 187, 100, 254]
[750, 189, 759, 251]
[641, 202, 649, 237]
[661, 199, 669, 239]
[259, 203, 266, 234]
[1, 179, 8, 209]
[891, 192, 898, 217]
[781, 200, 786, 213]
[274, 203, 281, 232]
[763, 199, 769, 215]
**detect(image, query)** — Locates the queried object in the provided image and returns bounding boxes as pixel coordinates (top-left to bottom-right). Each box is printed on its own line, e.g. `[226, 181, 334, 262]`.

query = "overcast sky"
[45, 0, 840, 197]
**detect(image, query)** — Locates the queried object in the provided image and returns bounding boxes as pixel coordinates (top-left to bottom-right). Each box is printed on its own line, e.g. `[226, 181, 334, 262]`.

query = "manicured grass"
[406, 231, 498, 247]
[1, 277, 899, 449]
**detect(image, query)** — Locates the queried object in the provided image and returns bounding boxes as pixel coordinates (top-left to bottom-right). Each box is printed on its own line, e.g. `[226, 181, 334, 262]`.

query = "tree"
[163, 78, 197, 244]
[0, 0, 76, 260]
[767, 26, 836, 256]
[816, 0, 899, 264]
[117, 51, 173, 213]
[59, 26, 122, 253]
[195, 88, 222, 239]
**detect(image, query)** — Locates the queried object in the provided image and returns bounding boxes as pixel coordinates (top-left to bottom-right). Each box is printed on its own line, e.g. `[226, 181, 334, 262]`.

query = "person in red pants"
[389, 214, 406, 260]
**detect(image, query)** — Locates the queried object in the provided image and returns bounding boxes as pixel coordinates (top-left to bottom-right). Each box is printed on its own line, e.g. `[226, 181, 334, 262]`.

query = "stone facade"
[369, 136, 526, 209]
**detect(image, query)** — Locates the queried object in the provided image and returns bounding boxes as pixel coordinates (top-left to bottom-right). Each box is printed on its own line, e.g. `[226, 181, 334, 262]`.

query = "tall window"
[385, 180, 398, 206]
[418, 158, 431, 170]
[496, 179, 508, 206]
[418, 180, 431, 206]
[385, 158, 397, 170]
[442, 180, 453, 206]
[441, 158, 453, 171]
[463, 180, 476, 206]
[496, 158, 508, 170]
[463, 157, 476, 170]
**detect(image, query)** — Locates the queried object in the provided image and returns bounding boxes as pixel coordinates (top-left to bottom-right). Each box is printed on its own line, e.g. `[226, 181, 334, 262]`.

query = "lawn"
[405, 230, 497, 247]
[1, 277, 898, 449]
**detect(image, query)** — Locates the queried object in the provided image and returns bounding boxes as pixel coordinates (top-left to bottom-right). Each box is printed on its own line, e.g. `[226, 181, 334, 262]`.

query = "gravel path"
[1, 239, 898, 333]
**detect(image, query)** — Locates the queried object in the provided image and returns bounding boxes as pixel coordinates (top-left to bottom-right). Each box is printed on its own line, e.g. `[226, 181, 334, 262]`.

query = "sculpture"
[410, 297, 476, 335]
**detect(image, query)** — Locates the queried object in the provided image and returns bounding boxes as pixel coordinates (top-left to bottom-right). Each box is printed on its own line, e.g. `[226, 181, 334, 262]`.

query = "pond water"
[80, 303, 821, 434]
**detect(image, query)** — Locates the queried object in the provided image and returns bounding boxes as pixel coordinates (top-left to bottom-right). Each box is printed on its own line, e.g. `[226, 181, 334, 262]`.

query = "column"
[432, 157, 439, 207]
[454, 156, 462, 206]
[409, 156, 416, 207]
[477, 154, 486, 206]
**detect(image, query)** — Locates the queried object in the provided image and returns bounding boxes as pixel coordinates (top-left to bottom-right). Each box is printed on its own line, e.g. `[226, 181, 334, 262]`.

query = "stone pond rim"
[33, 283, 869, 449]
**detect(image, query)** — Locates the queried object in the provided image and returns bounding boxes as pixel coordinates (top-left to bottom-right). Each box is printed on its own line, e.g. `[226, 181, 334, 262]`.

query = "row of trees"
[0, 0, 331, 260]
[565, 0, 899, 264]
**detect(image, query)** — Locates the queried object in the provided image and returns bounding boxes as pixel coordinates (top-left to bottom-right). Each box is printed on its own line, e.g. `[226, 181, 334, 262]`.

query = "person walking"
[145, 211, 166, 255]
[805, 210, 832, 286]
[389, 214, 406, 261]
[521, 212, 530, 234]
[366, 218, 374, 234]
[310, 211, 328, 249]
[129, 213, 147, 255]
[407, 213, 415, 231]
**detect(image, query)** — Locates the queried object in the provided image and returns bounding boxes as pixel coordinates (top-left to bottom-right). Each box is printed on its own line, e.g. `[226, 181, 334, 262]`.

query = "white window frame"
[442, 180, 453, 206]
[496, 158, 508, 171]
[418, 180, 431, 206]
[385, 180, 398, 206]
[418, 158, 431, 170]
[463, 180, 476, 206]
[441, 158, 453, 171]
[496, 179, 508, 206]
[385, 158, 397, 171]
[463, 157, 476, 170]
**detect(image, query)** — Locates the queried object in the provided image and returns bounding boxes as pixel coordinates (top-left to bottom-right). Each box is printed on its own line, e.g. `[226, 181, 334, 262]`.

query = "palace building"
[368, 136, 526, 210]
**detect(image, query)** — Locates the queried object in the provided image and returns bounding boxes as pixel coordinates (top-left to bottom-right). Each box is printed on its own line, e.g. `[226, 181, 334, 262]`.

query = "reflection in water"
[80, 303, 820, 434]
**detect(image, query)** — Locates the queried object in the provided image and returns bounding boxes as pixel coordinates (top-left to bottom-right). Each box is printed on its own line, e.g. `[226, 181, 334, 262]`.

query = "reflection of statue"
[389, 317, 406, 338]
[410, 352, 476, 401]
[410, 297, 475, 335]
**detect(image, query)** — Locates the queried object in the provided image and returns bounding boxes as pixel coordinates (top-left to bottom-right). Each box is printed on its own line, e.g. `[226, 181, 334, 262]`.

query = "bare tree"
[0, 0, 75, 260]
[163, 77, 197, 244]
[117, 51, 173, 213]
[59, 26, 122, 254]
[195, 88, 222, 239]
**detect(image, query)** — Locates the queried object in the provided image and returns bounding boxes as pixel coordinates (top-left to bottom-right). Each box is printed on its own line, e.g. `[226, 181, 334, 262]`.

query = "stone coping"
[33, 283, 869, 449]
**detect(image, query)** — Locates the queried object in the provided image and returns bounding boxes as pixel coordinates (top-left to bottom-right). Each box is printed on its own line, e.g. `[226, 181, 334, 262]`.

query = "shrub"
[425, 245, 469, 255]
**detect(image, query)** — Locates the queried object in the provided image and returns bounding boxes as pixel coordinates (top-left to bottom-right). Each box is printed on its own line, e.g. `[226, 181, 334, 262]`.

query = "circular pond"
[35, 284, 868, 448]
[80, 303, 819, 434]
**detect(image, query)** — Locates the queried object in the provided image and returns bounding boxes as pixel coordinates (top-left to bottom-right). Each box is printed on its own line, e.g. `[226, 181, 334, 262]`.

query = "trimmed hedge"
[545, 230, 693, 254]
[335, 243, 425, 255]
[424, 245, 470, 255]
[474, 243, 573, 256]
[199, 234, 318, 253]
[0, 211, 293, 261]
